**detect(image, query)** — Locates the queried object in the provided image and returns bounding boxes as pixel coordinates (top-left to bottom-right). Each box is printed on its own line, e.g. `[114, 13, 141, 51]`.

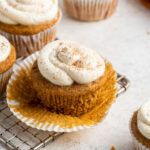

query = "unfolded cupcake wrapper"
[63, 0, 118, 21]
[0, 67, 13, 97]
[6, 52, 117, 132]
[0, 13, 61, 57]
[129, 118, 150, 150]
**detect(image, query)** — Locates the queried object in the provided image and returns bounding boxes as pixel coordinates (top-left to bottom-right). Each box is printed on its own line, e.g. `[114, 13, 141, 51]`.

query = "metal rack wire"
[0, 70, 130, 150]
[0, 97, 63, 150]
[116, 73, 130, 97]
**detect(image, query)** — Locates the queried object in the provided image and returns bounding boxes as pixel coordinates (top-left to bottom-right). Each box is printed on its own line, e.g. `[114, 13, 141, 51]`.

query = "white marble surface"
[1, 0, 150, 150]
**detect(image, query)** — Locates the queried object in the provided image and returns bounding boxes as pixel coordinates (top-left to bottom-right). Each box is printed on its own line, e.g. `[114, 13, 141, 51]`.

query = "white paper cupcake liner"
[129, 117, 150, 150]
[6, 51, 116, 132]
[63, 0, 118, 21]
[0, 67, 13, 97]
[0, 11, 62, 57]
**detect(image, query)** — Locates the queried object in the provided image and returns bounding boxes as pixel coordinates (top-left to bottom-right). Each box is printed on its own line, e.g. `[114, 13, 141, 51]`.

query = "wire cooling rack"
[0, 58, 130, 150]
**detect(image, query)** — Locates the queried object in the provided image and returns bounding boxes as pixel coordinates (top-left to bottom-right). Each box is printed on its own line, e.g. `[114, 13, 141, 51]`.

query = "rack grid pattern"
[0, 72, 130, 150]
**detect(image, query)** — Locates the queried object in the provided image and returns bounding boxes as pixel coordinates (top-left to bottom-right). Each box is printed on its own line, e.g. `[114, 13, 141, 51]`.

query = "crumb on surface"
[111, 146, 115, 150]
[147, 32, 150, 35]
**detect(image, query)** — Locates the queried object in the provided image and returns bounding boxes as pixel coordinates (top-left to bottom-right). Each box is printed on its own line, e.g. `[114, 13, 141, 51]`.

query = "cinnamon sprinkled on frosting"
[38, 40, 105, 86]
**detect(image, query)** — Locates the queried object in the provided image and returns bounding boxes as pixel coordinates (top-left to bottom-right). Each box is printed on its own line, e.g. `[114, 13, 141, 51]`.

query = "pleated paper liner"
[6, 52, 117, 132]
[63, 0, 118, 21]
[0, 67, 13, 97]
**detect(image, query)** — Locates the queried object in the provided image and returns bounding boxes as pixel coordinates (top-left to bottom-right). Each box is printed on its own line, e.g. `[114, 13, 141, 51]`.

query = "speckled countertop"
[1, 0, 150, 150]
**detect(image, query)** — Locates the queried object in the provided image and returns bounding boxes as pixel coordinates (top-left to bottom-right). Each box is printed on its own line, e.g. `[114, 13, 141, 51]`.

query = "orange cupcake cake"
[30, 40, 113, 117]
[0, 35, 16, 96]
[0, 0, 61, 57]
[7, 40, 117, 132]
[130, 101, 150, 150]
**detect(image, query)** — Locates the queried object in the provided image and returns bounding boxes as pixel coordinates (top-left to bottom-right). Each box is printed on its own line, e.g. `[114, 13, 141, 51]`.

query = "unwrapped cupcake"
[31, 40, 113, 116]
[0, 35, 16, 97]
[130, 101, 150, 150]
[63, 0, 118, 21]
[7, 40, 117, 131]
[0, 0, 61, 57]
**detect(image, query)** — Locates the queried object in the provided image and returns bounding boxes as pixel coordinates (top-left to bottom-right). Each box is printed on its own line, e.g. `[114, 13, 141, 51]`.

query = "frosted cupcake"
[0, 0, 61, 57]
[6, 40, 117, 131]
[0, 35, 16, 97]
[63, 0, 118, 21]
[30, 40, 115, 117]
[139, 0, 150, 9]
[130, 101, 150, 150]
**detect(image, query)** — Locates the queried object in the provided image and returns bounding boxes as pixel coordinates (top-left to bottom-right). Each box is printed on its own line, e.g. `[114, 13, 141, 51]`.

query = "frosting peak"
[38, 40, 105, 86]
[0, 35, 11, 63]
[137, 101, 150, 140]
[0, 0, 58, 25]
[57, 45, 81, 65]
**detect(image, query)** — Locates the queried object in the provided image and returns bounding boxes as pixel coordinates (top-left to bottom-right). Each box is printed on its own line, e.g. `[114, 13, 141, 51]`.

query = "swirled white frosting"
[137, 101, 150, 140]
[38, 40, 105, 86]
[0, 0, 58, 25]
[0, 35, 11, 63]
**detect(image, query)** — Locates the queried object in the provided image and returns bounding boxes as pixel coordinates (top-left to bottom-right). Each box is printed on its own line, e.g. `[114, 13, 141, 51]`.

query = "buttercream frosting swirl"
[0, 35, 11, 63]
[38, 40, 105, 86]
[137, 101, 150, 140]
[0, 0, 58, 25]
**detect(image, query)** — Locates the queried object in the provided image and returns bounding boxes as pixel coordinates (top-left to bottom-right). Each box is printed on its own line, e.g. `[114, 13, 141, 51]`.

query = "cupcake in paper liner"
[0, 0, 61, 57]
[7, 40, 117, 132]
[139, 0, 150, 9]
[63, 0, 118, 22]
[130, 101, 150, 150]
[0, 35, 16, 97]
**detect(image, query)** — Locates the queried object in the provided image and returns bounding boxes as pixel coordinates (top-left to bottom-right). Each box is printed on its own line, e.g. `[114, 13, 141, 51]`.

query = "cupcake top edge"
[0, 34, 11, 63]
[0, 0, 58, 25]
[137, 101, 150, 140]
[37, 40, 105, 86]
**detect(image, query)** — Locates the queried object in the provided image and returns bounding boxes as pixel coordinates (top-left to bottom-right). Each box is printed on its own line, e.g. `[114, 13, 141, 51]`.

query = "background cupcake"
[0, 35, 16, 97]
[63, 0, 118, 21]
[139, 0, 150, 9]
[130, 101, 150, 150]
[0, 0, 61, 57]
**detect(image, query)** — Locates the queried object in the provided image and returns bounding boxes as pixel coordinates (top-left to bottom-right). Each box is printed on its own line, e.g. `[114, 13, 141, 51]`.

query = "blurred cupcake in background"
[63, 0, 118, 22]
[139, 0, 150, 9]
[0, 0, 61, 57]
[0, 35, 16, 97]
[130, 101, 150, 150]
